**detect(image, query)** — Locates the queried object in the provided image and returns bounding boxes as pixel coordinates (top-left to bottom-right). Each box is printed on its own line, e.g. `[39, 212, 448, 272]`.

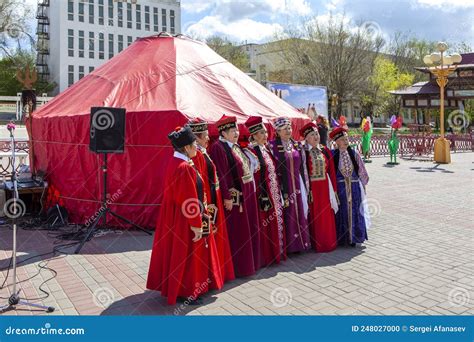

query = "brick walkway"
[1, 153, 472, 316]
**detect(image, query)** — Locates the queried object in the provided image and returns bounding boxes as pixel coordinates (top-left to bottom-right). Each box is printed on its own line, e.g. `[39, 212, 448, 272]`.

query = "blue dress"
[331, 147, 369, 245]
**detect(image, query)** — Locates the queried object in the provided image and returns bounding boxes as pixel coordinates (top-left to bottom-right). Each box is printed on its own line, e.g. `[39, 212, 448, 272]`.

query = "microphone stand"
[0, 123, 54, 313]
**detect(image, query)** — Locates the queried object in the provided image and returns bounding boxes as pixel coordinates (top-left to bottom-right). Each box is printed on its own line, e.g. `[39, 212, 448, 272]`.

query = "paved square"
[1, 153, 472, 315]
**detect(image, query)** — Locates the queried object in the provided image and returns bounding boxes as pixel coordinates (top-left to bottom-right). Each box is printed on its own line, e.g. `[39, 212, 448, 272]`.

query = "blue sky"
[182, 0, 474, 47]
[267, 82, 328, 116]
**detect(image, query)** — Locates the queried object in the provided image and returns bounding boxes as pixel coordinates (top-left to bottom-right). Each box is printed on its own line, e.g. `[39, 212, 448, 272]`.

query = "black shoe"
[188, 297, 203, 306]
[350, 243, 356, 247]
[177, 296, 203, 306]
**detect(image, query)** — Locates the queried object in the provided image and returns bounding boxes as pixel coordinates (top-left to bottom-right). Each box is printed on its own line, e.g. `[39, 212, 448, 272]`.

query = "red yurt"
[30, 35, 309, 228]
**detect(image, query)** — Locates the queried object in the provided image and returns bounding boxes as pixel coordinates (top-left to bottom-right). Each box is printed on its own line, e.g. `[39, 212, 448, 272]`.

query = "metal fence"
[331, 134, 474, 157]
[0, 134, 472, 176]
[0, 140, 30, 177]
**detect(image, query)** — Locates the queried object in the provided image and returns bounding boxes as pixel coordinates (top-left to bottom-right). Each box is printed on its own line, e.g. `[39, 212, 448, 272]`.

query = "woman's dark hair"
[173, 146, 187, 154]
[219, 127, 233, 137]
[195, 132, 206, 140]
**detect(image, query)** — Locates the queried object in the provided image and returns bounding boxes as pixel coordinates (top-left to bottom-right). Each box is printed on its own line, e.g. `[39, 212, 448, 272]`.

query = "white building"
[37, 0, 181, 95]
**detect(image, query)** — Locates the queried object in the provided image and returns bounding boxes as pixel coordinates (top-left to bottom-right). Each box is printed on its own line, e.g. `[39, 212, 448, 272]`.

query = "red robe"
[146, 155, 223, 305]
[252, 144, 286, 265]
[306, 145, 338, 252]
[192, 149, 235, 282]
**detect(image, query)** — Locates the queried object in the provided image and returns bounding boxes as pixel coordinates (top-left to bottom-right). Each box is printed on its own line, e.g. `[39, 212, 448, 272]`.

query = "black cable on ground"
[0, 216, 90, 302]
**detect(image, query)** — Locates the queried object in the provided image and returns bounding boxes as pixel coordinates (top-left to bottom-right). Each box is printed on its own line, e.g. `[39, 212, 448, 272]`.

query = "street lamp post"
[423, 42, 462, 164]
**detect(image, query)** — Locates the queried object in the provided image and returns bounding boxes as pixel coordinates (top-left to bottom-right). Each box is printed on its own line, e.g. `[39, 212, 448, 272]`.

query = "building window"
[98, 0, 104, 25]
[162, 9, 167, 32]
[136, 4, 141, 30]
[99, 32, 104, 59]
[127, 3, 132, 29]
[117, 2, 123, 28]
[127, 36, 133, 46]
[89, 0, 94, 24]
[89, 66, 95, 73]
[89, 32, 95, 58]
[108, 0, 113, 26]
[79, 66, 85, 80]
[145, 6, 150, 31]
[68, 0, 74, 21]
[118, 35, 123, 52]
[108, 34, 114, 59]
[68, 29, 74, 57]
[68, 65, 74, 87]
[170, 10, 175, 34]
[78, 30, 84, 58]
[153, 8, 159, 32]
[79, 2, 85, 22]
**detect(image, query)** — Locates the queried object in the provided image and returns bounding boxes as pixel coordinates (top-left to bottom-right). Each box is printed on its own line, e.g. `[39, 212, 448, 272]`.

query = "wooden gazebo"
[391, 52, 474, 126]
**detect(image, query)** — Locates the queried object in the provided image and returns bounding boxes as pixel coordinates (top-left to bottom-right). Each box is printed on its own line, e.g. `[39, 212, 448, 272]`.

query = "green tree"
[275, 14, 385, 116]
[386, 33, 437, 81]
[370, 56, 414, 116]
[206, 36, 250, 72]
[0, 50, 55, 95]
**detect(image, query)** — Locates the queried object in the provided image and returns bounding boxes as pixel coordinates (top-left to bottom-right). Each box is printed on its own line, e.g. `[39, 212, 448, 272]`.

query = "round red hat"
[299, 122, 317, 138]
[216, 115, 237, 132]
[245, 116, 265, 135]
[329, 126, 348, 141]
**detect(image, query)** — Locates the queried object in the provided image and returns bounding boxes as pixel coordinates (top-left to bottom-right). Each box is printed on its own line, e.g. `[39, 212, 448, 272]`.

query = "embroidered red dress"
[306, 145, 338, 252]
[192, 148, 235, 282]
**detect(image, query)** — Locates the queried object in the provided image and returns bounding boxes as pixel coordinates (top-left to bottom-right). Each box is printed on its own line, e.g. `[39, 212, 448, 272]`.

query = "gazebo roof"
[389, 81, 440, 96]
[392, 52, 474, 97]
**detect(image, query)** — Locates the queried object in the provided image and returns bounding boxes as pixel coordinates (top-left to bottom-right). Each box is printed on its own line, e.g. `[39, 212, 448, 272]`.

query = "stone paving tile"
[0, 153, 473, 315]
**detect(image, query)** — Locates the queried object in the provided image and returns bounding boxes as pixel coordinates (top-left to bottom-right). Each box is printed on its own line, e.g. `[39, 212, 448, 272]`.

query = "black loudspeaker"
[89, 107, 125, 153]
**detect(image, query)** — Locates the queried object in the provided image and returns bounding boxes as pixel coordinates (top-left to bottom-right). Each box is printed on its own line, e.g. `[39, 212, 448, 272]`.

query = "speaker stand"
[74, 153, 151, 254]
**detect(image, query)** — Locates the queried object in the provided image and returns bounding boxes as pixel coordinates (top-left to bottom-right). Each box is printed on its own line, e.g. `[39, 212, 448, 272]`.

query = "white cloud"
[280, 89, 290, 98]
[185, 15, 283, 43]
[183, 0, 311, 42]
[271, 0, 312, 17]
[181, 1, 214, 14]
[325, 0, 345, 12]
[415, 0, 474, 9]
[210, 0, 312, 22]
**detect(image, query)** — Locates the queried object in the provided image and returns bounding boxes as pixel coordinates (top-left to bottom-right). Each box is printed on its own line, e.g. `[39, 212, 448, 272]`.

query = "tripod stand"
[0, 123, 54, 314]
[74, 153, 151, 254]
